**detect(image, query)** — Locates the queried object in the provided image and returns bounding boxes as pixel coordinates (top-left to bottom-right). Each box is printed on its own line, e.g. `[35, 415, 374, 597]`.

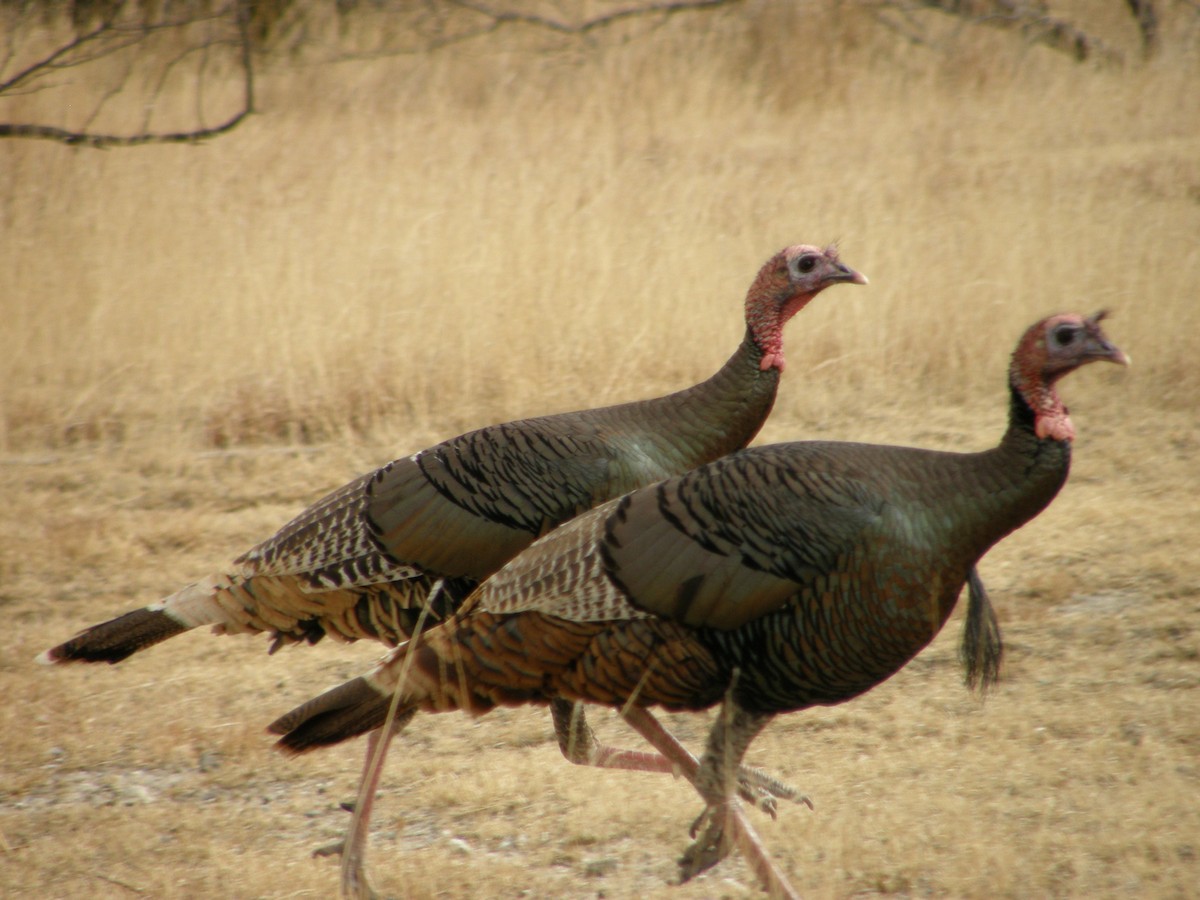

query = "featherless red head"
[745, 243, 868, 372]
[1010, 310, 1128, 442]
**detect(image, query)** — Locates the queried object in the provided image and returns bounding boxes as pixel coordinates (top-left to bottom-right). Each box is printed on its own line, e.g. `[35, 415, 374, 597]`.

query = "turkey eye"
[1054, 327, 1077, 346]
[795, 256, 817, 274]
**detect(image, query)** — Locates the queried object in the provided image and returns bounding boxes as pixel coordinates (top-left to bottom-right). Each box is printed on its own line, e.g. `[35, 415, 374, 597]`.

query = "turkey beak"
[1088, 337, 1130, 368]
[1100, 342, 1130, 367]
[1084, 310, 1130, 367]
[825, 264, 868, 287]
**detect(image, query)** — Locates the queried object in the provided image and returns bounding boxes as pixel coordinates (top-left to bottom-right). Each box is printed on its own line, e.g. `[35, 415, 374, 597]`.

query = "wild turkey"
[39, 244, 866, 884]
[270, 312, 1127, 898]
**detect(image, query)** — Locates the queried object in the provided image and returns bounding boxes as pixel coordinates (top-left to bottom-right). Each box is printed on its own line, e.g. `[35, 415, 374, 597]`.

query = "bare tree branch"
[317, 0, 745, 63]
[2, 0, 1174, 148]
[1, 3, 239, 92]
[1, 0, 745, 143]
[880, 0, 1123, 63]
[0, 0, 254, 147]
[446, 0, 740, 34]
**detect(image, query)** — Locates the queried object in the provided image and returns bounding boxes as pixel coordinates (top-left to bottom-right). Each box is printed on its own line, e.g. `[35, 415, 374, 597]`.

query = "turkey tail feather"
[37, 576, 232, 666]
[268, 676, 393, 754]
[37, 607, 189, 664]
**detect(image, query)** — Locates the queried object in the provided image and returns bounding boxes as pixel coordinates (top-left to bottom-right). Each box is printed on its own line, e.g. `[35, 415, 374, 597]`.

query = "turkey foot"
[680, 799, 799, 898]
[736, 765, 813, 815]
[680, 801, 737, 880]
[555, 699, 807, 814]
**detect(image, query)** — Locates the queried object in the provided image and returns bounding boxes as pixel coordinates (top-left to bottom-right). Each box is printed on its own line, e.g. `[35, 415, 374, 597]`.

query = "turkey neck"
[866, 378, 1071, 573]
[943, 378, 1073, 560]
[607, 327, 780, 475]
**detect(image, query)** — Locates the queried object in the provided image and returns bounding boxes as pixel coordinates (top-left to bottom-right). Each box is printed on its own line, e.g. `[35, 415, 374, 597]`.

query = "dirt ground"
[2, 394, 1197, 899]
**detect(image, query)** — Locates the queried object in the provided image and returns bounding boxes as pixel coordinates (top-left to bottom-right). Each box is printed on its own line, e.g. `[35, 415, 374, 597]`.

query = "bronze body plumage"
[40, 243, 868, 893]
[41, 244, 864, 662]
[272, 313, 1127, 898]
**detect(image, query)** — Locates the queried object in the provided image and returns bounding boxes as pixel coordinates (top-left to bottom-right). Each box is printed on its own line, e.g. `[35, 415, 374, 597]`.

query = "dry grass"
[2, 3, 1198, 452]
[2, 3, 1199, 898]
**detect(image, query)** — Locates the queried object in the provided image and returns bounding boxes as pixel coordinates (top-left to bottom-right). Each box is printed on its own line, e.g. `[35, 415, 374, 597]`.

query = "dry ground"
[3, 398, 1198, 899]
[2, 3, 1199, 898]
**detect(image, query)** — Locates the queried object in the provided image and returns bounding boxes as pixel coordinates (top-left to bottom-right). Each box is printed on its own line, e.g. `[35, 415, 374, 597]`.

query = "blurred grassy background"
[2, 2, 1196, 453]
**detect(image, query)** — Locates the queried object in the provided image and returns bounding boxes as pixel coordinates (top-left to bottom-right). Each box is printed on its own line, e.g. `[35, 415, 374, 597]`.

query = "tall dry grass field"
[2, 3, 1198, 898]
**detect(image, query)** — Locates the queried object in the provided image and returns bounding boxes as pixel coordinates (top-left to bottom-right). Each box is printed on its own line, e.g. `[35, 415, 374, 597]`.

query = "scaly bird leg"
[316, 696, 798, 899]
[315, 602, 439, 899]
[311, 709, 416, 900]
[680, 696, 774, 881]
[619, 699, 798, 899]
[316, 700, 795, 899]
[551, 697, 808, 813]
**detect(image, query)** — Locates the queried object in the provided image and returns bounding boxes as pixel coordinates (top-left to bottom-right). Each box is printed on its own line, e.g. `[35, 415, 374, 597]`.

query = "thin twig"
[94, 872, 148, 895]
[447, 0, 741, 34]
[320, 0, 743, 63]
[0, 1, 254, 147]
[879, 0, 1122, 63]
